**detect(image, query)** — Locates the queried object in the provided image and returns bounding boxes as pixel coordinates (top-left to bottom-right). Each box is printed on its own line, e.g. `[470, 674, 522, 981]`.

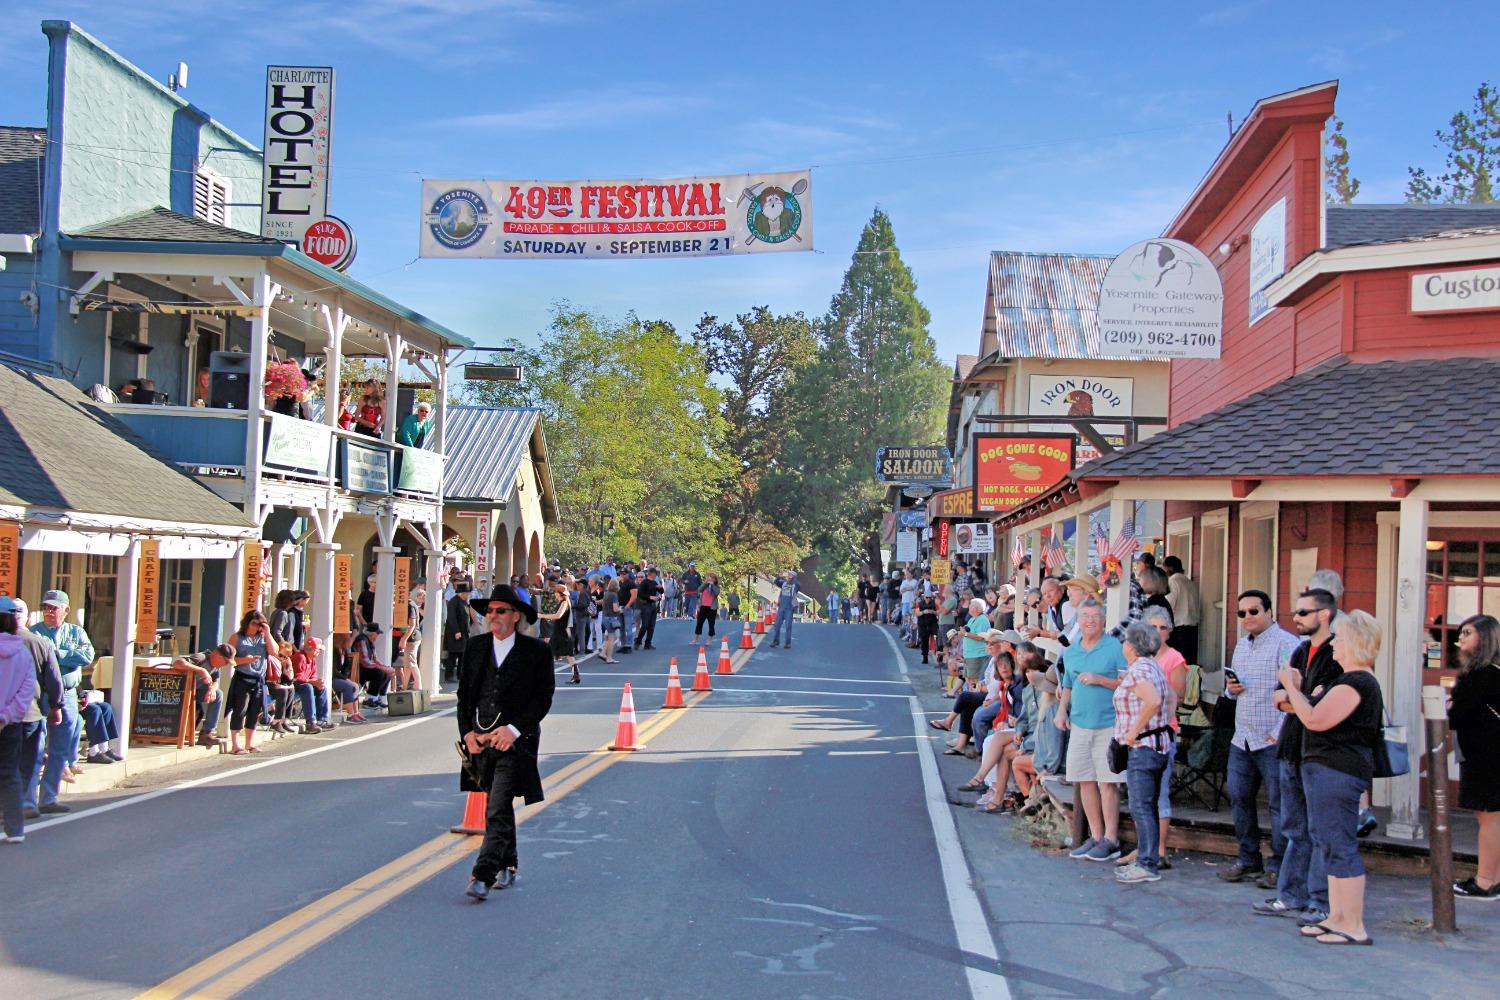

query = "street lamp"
[456, 346, 523, 382]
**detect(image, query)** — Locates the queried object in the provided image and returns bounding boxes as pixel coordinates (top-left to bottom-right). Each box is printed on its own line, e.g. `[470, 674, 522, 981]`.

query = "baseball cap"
[999, 629, 1026, 645]
[42, 589, 70, 607]
[0, 595, 21, 614]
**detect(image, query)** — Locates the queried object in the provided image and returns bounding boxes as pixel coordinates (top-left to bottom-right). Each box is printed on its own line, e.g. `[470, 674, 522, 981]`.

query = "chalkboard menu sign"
[131, 669, 195, 748]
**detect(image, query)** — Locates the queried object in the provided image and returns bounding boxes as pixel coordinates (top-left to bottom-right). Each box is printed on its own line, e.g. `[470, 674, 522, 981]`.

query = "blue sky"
[3, 1, 1498, 366]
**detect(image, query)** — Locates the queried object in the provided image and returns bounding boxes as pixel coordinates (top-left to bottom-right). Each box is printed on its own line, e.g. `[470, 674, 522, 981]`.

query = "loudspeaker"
[209, 351, 251, 410]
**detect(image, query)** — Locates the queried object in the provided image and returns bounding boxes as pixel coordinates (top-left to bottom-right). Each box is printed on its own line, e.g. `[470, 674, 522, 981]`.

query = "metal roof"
[984, 251, 1154, 361]
[0, 364, 256, 529]
[0, 125, 45, 235]
[443, 406, 558, 522]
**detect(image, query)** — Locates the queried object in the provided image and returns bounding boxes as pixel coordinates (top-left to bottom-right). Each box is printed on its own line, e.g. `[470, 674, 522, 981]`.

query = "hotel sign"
[262, 66, 335, 242]
[1411, 265, 1500, 314]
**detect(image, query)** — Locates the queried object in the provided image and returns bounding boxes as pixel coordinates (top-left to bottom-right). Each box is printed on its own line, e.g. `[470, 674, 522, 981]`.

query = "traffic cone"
[755, 615, 765, 635]
[739, 620, 753, 649]
[717, 636, 733, 674]
[691, 646, 713, 691]
[662, 658, 685, 709]
[608, 683, 646, 751]
[450, 791, 488, 835]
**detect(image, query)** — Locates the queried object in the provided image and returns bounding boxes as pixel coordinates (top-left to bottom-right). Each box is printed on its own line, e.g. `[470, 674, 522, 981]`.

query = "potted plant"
[264, 360, 309, 416]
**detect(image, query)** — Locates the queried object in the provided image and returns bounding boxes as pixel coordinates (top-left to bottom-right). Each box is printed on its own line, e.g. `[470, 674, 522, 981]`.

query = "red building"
[996, 81, 1500, 840]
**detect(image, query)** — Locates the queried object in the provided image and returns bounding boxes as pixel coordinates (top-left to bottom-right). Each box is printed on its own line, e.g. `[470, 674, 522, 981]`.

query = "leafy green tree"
[1324, 115, 1360, 204]
[772, 208, 948, 579]
[692, 306, 815, 577]
[464, 305, 727, 568]
[1406, 82, 1500, 204]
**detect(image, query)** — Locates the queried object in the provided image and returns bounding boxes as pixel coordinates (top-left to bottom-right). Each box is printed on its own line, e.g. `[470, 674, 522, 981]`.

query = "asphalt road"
[0, 620, 990, 999]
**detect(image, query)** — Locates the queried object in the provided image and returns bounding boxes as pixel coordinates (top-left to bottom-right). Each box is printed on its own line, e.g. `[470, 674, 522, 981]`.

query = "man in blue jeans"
[1253, 587, 1342, 923]
[1218, 589, 1300, 886]
[769, 569, 799, 648]
[30, 591, 94, 816]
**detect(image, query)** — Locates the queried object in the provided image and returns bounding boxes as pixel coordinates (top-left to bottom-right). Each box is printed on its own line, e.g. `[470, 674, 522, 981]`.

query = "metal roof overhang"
[59, 235, 473, 350]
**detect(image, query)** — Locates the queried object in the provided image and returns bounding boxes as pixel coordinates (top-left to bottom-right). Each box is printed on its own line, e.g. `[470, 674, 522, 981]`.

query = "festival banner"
[972, 434, 1076, 515]
[419, 171, 813, 260]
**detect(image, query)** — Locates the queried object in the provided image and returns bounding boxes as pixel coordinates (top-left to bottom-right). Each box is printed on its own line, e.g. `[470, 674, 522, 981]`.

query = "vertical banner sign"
[420, 172, 812, 259]
[262, 66, 335, 242]
[1248, 198, 1287, 324]
[937, 520, 951, 559]
[242, 545, 263, 617]
[393, 558, 411, 628]
[973, 434, 1076, 515]
[0, 521, 18, 596]
[135, 539, 161, 646]
[334, 554, 353, 633]
[474, 512, 490, 576]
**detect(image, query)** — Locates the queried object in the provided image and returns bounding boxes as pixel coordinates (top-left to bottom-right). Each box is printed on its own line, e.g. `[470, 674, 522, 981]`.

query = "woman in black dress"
[538, 582, 579, 684]
[1450, 613, 1500, 899]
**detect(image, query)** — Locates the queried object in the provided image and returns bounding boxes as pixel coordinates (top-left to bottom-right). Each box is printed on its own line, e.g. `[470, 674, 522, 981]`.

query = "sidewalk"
[896, 629, 1500, 998]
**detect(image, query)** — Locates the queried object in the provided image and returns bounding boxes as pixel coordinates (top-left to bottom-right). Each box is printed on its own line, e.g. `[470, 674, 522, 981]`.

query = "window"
[1424, 537, 1500, 674]
[193, 169, 230, 226]
[1238, 502, 1278, 605]
[81, 555, 117, 656]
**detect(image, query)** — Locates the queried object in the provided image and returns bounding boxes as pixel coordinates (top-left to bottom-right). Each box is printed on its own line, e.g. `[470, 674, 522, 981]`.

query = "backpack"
[1176, 664, 1212, 729]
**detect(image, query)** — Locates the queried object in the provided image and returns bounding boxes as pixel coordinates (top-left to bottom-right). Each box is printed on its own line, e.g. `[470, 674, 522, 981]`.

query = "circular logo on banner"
[747, 185, 803, 244]
[302, 216, 356, 271]
[428, 188, 490, 250]
[903, 485, 935, 499]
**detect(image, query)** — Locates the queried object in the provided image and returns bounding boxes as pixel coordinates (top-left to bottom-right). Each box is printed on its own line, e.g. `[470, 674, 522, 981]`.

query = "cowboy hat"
[470, 584, 538, 623]
[1063, 575, 1103, 598]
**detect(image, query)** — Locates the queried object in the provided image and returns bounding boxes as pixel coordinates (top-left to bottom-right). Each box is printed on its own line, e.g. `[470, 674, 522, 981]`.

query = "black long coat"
[456, 630, 555, 803]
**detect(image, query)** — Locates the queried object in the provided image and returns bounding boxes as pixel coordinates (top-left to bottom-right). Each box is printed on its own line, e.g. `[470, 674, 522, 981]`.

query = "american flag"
[1091, 522, 1109, 568]
[1109, 513, 1138, 562]
[1043, 531, 1068, 572]
[1010, 532, 1026, 569]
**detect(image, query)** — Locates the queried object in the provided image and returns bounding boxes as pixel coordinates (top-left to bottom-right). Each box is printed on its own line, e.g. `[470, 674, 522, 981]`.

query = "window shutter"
[193, 171, 229, 226]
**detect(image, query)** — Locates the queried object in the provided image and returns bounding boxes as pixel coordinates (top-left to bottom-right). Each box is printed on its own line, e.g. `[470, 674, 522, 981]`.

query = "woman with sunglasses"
[1449, 613, 1500, 900]
[227, 611, 270, 755]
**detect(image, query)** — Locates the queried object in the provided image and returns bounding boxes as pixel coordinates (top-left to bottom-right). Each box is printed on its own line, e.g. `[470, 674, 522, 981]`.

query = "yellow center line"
[137, 690, 711, 1000]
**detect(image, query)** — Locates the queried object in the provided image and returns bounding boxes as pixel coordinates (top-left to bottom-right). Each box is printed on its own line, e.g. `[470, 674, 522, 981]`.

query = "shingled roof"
[70, 206, 281, 245]
[1076, 356, 1500, 480]
[0, 126, 46, 235]
[0, 365, 256, 529]
[1326, 203, 1500, 249]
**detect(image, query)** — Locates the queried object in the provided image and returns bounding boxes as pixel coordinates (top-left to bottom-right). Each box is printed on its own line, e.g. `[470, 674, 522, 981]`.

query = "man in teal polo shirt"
[1057, 600, 1127, 862]
[30, 590, 94, 814]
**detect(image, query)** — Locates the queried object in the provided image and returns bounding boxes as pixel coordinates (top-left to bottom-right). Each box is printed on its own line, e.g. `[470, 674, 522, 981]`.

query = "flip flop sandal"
[943, 747, 966, 755]
[928, 720, 951, 731]
[957, 779, 987, 791]
[1299, 923, 1332, 938]
[1316, 930, 1373, 946]
[246, 746, 264, 753]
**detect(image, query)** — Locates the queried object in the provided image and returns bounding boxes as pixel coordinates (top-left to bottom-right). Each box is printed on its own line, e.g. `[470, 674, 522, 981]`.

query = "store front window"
[1424, 536, 1500, 680]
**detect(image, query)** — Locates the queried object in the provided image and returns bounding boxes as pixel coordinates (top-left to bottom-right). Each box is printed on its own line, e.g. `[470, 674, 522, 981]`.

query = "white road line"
[554, 650, 600, 673]
[558, 685, 910, 700]
[562, 671, 909, 686]
[26, 709, 457, 835]
[877, 627, 1010, 1000]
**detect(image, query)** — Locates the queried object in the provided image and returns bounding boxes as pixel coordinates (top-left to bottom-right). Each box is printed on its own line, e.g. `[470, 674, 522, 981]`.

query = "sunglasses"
[1292, 608, 1321, 617]
[1236, 608, 1263, 618]
[486, 605, 516, 616]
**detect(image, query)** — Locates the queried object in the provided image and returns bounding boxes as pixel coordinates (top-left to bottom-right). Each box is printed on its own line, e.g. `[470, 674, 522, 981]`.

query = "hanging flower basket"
[264, 360, 309, 403]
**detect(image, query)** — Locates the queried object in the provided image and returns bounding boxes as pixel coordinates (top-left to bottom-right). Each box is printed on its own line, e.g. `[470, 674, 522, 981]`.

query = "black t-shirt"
[636, 578, 660, 607]
[1278, 639, 1343, 763]
[885, 579, 901, 598]
[357, 588, 376, 625]
[1302, 670, 1383, 782]
[862, 583, 879, 602]
[618, 578, 637, 608]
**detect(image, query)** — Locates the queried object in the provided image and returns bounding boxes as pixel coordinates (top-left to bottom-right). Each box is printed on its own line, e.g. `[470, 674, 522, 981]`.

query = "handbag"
[1372, 705, 1410, 778]
[1108, 725, 1172, 774]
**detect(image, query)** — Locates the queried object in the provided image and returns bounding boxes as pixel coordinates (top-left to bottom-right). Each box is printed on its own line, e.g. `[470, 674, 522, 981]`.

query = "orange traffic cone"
[609, 683, 646, 751]
[662, 657, 685, 709]
[755, 615, 765, 635]
[691, 646, 713, 691]
[740, 620, 753, 649]
[451, 791, 488, 835]
[717, 636, 733, 674]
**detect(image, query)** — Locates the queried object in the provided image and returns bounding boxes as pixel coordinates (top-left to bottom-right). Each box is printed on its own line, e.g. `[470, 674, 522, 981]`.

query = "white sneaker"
[5, 835, 24, 844]
[1115, 862, 1161, 883]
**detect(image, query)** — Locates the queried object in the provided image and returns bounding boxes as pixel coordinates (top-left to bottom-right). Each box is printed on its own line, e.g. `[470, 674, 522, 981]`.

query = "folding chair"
[1170, 720, 1230, 811]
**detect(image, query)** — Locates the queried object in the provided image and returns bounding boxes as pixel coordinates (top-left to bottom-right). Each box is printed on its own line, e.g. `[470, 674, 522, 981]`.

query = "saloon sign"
[261, 66, 335, 242]
[973, 433, 1075, 515]
[419, 171, 813, 260]
[875, 445, 953, 485]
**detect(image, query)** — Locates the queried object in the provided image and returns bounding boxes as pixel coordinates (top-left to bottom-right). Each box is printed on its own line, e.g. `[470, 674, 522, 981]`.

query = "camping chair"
[1171, 722, 1228, 810]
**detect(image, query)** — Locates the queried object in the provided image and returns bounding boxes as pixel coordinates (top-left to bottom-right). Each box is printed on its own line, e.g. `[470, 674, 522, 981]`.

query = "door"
[1199, 512, 1229, 673]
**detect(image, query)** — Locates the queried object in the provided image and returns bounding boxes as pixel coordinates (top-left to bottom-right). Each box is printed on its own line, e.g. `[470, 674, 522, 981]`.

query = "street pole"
[1422, 683, 1457, 934]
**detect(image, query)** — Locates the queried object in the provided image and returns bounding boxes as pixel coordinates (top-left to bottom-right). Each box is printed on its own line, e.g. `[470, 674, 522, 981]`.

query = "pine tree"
[1405, 82, 1500, 204]
[1324, 115, 1360, 204]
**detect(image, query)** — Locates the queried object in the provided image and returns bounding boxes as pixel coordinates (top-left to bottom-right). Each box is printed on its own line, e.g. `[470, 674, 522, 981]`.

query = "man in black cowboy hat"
[444, 579, 475, 683]
[458, 584, 555, 901]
